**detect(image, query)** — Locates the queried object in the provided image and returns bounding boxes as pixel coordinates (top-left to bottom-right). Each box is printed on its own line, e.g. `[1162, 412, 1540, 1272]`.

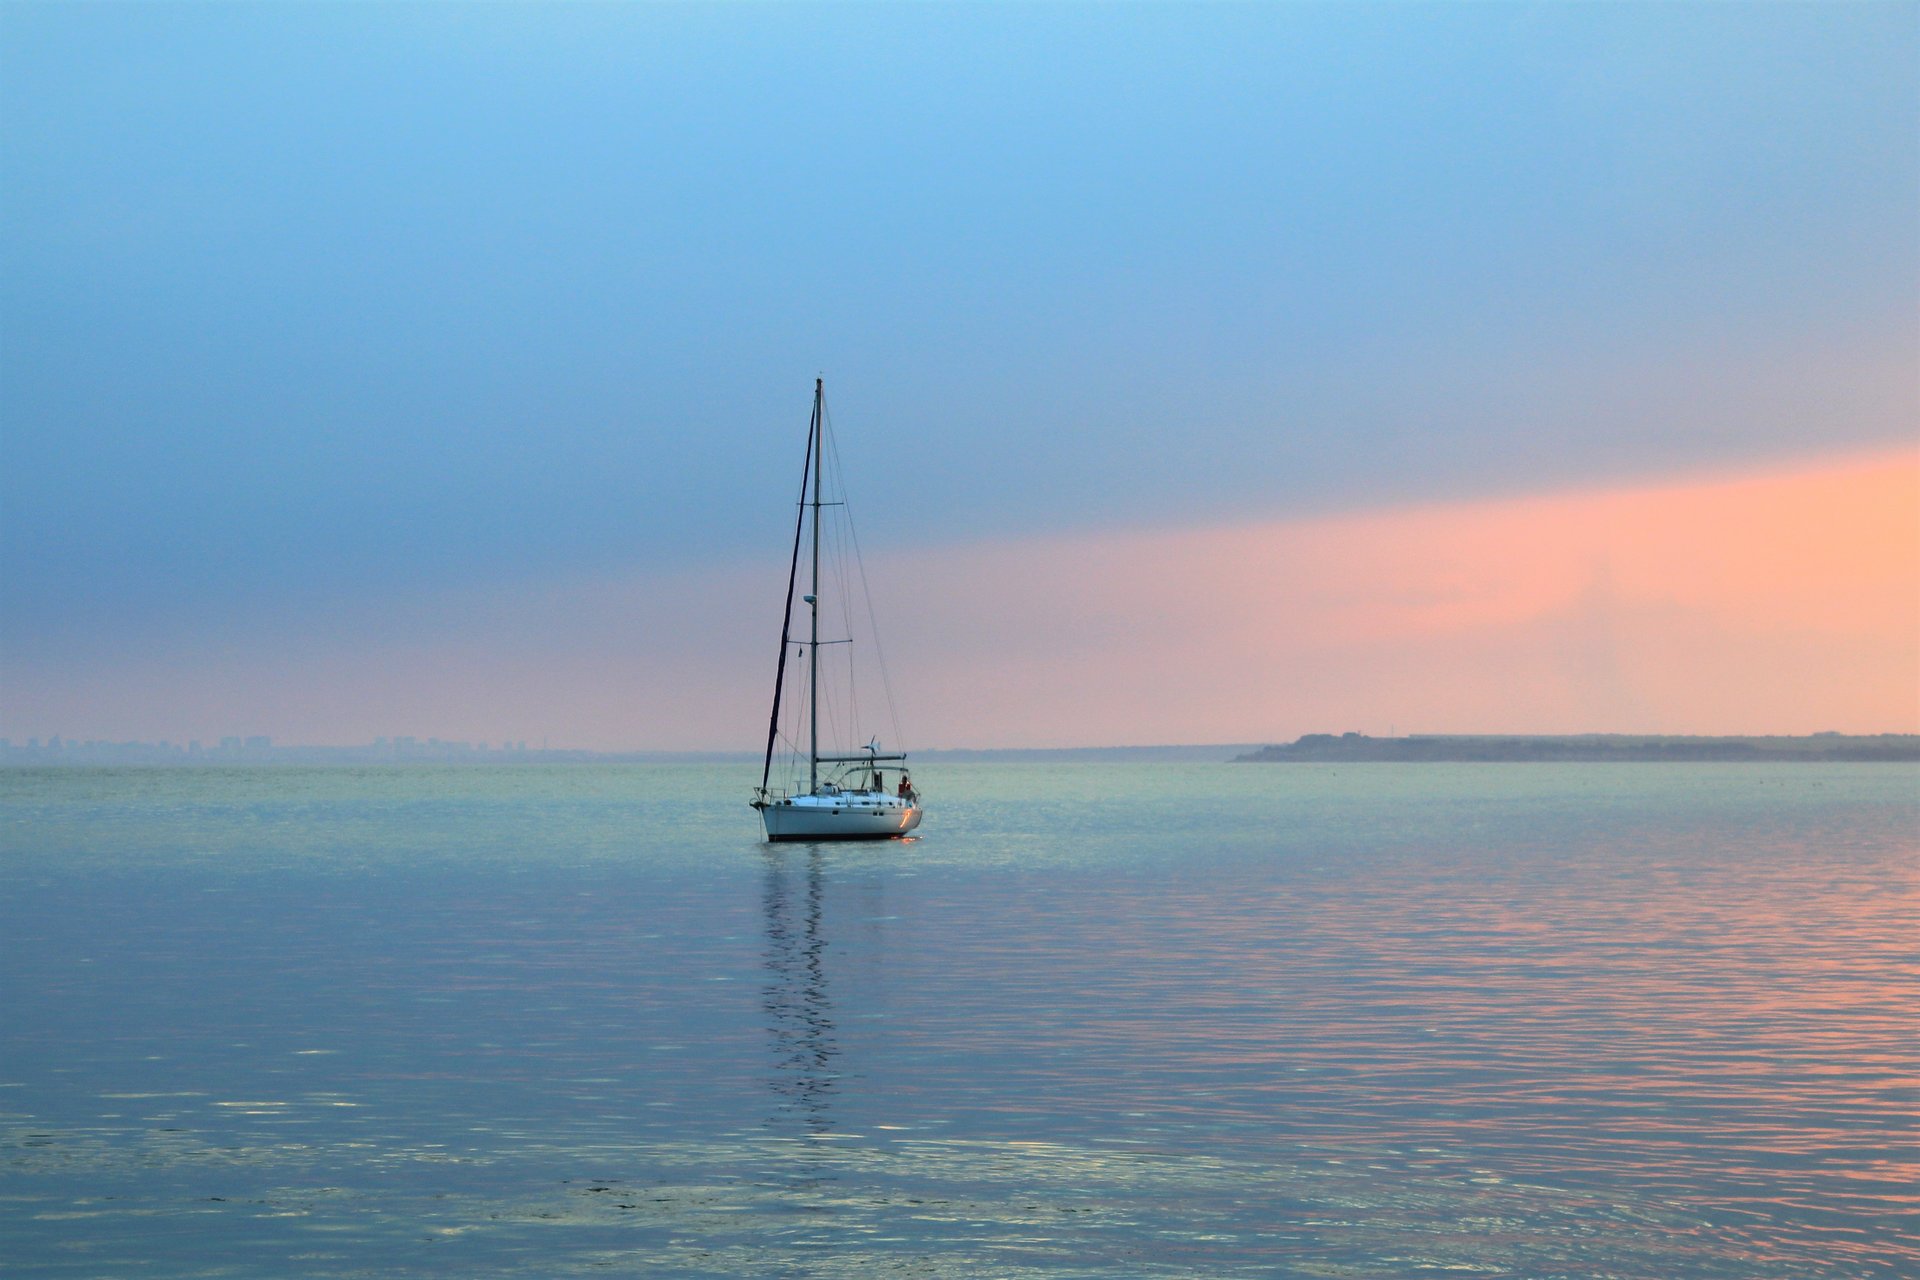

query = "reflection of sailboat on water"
[751, 379, 924, 842]
[761, 848, 836, 1137]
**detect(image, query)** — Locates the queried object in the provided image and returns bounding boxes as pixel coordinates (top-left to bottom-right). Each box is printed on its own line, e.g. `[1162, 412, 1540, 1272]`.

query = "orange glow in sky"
[896, 448, 1919, 746]
[9, 448, 1914, 749]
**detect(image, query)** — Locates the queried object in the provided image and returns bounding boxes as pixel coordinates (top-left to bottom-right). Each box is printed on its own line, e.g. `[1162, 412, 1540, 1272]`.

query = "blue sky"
[3, 3, 1915, 745]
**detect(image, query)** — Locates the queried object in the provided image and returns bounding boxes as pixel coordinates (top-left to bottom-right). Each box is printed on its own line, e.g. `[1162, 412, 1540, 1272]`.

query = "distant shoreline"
[1234, 733, 1920, 763]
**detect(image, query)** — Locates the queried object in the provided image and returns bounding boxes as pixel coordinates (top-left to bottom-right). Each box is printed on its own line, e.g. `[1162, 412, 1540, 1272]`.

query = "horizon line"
[4, 729, 1917, 764]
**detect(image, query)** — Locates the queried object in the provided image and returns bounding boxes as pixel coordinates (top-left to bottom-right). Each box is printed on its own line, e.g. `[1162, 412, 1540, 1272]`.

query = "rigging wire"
[820, 416, 863, 749]
[823, 398, 907, 756]
[816, 396, 855, 760]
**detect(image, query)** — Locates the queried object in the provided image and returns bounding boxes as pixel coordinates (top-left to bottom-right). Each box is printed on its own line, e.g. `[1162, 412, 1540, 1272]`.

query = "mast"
[758, 386, 816, 795]
[808, 377, 823, 793]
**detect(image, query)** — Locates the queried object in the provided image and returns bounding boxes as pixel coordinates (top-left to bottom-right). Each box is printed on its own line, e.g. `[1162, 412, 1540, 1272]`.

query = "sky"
[3, 2, 1916, 749]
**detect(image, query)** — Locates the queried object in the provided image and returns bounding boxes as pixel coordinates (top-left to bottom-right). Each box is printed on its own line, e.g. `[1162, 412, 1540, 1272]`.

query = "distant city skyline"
[4, 4, 1915, 748]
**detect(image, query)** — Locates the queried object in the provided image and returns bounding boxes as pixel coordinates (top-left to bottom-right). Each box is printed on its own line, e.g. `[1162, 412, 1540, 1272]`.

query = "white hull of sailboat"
[759, 793, 923, 842]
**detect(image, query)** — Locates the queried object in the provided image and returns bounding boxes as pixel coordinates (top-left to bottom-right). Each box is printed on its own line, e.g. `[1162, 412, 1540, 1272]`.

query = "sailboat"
[751, 379, 924, 842]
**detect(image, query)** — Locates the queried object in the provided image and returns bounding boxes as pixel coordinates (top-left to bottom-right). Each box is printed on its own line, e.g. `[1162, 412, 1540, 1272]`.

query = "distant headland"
[1235, 733, 1920, 763]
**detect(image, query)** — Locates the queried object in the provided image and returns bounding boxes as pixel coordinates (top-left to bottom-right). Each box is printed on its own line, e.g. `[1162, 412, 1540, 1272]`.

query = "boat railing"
[753, 777, 914, 807]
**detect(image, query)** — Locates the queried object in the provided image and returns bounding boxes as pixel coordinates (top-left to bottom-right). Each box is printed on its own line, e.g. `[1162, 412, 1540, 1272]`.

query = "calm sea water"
[1, 763, 1914, 1278]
